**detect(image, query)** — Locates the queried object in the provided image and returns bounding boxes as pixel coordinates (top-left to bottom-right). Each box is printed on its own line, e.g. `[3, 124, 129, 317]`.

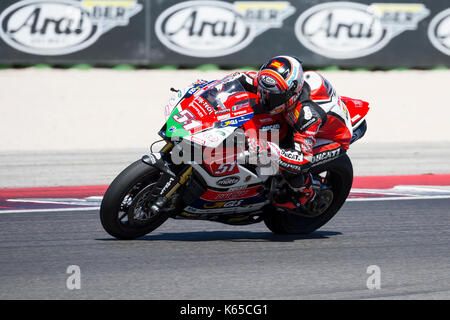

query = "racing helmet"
[256, 56, 304, 114]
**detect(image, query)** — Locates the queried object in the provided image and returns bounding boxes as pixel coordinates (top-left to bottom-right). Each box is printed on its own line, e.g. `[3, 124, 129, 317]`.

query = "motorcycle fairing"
[341, 96, 370, 129]
[163, 75, 255, 144]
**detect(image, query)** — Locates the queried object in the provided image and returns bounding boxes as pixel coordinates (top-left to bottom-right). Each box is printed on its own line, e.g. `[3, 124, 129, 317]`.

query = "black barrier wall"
[0, 0, 449, 67]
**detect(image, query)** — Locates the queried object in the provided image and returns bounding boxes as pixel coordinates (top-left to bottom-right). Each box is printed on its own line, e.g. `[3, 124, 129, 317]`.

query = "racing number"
[215, 162, 237, 175]
[173, 109, 201, 131]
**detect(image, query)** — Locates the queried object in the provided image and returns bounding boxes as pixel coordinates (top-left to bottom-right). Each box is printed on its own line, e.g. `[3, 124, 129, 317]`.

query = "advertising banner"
[0, 0, 147, 64]
[0, 0, 449, 67]
[149, 0, 450, 67]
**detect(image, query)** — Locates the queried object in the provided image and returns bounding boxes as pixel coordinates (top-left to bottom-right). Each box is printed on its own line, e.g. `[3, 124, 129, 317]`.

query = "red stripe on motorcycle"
[200, 186, 261, 201]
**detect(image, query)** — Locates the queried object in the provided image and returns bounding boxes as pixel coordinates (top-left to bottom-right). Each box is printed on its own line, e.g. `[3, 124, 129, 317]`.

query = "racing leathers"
[239, 70, 354, 205]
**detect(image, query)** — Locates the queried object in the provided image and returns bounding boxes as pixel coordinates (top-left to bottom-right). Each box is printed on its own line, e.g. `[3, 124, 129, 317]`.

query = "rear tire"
[264, 154, 353, 235]
[100, 160, 169, 240]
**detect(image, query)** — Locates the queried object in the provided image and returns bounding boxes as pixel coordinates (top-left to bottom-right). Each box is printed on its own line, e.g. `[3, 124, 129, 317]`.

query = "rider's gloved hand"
[245, 137, 281, 166]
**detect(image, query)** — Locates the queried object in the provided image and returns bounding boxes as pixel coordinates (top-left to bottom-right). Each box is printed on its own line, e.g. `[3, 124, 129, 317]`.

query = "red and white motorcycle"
[100, 73, 369, 239]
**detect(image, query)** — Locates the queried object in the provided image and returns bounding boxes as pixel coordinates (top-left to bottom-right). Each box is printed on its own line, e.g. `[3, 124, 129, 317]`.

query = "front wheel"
[264, 154, 353, 235]
[100, 160, 169, 240]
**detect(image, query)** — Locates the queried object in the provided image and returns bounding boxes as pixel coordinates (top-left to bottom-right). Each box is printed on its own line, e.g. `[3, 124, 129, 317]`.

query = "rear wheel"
[264, 154, 353, 235]
[100, 160, 170, 240]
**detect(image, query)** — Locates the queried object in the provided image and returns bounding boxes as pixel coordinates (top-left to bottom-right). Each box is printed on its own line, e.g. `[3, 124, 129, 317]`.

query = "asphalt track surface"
[1, 197, 449, 300]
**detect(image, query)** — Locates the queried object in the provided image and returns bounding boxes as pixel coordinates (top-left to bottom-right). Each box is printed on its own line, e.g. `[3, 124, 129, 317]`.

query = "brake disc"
[306, 189, 334, 217]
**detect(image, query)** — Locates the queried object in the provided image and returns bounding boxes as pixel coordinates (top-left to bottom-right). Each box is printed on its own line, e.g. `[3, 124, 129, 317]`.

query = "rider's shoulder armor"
[304, 71, 336, 102]
[303, 71, 340, 115]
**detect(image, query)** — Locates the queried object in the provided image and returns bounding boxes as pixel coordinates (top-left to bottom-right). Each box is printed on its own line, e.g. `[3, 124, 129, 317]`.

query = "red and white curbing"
[1, 174, 450, 213]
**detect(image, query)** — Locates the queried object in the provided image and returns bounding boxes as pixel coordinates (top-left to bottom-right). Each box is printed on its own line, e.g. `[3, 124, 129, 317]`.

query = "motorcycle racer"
[100, 56, 369, 239]
[233, 56, 353, 210]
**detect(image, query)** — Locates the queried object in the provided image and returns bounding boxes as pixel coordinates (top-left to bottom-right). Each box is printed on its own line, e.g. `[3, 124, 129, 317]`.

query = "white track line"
[347, 195, 450, 202]
[1, 195, 450, 214]
[0, 207, 100, 214]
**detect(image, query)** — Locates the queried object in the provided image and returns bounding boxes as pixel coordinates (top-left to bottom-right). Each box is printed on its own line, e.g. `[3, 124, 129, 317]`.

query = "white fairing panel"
[183, 127, 236, 148]
[191, 163, 268, 189]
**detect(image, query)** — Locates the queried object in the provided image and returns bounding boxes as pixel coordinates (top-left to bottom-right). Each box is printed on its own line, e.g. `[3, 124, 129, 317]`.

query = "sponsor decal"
[232, 109, 249, 116]
[258, 117, 275, 124]
[155, 1, 295, 57]
[0, 0, 142, 55]
[192, 104, 206, 118]
[186, 87, 200, 97]
[300, 117, 318, 131]
[259, 123, 281, 131]
[220, 113, 253, 127]
[203, 199, 243, 209]
[281, 149, 303, 162]
[217, 114, 231, 121]
[216, 176, 240, 186]
[303, 106, 313, 120]
[279, 161, 303, 172]
[311, 148, 341, 164]
[147, 153, 162, 165]
[295, 2, 429, 59]
[428, 8, 450, 56]
[351, 114, 361, 123]
[184, 81, 212, 98]
[189, 135, 207, 146]
[215, 109, 230, 115]
[196, 96, 215, 115]
[260, 75, 277, 86]
[216, 130, 228, 136]
[160, 177, 175, 195]
[204, 133, 220, 143]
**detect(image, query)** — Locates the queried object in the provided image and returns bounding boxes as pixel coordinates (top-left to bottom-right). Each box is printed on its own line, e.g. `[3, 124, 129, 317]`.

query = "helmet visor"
[258, 86, 289, 109]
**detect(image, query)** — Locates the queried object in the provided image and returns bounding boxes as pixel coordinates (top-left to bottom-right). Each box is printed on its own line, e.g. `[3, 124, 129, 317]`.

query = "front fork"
[142, 142, 193, 213]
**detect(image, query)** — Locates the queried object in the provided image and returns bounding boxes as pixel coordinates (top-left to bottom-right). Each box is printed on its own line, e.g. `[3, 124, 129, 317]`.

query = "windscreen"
[199, 75, 248, 111]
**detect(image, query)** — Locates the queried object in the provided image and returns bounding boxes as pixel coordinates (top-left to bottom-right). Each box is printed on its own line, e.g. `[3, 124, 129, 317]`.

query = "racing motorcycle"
[100, 73, 369, 239]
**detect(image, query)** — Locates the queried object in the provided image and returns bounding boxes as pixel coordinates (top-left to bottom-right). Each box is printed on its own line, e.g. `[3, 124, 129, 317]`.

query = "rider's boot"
[274, 172, 316, 210]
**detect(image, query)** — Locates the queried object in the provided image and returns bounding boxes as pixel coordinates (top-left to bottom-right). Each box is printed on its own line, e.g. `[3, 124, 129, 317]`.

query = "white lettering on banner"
[0, 0, 143, 55]
[295, 2, 429, 59]
[155, 1, 295, 57]
[428, 8, 450, 56]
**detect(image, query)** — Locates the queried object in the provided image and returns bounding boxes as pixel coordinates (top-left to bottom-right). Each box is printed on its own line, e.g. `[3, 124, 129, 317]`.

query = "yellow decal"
[82, 1, 137, 8]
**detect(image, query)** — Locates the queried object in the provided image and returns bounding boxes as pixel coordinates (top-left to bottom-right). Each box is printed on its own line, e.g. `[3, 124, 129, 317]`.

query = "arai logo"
[0, 0, 142, 56]
[428, 8, 450, 56]
[295, 2, 429, 59]
[155, 1, 295, 57]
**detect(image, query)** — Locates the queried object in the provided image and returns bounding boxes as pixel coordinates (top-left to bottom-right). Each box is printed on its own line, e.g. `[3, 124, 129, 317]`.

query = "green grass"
[71, 64, 93, 70]
[195, 64, 220, 71]
[32, 64, 52, 69]
[113, 64, 135, 70]
[156, 65, 178, 70]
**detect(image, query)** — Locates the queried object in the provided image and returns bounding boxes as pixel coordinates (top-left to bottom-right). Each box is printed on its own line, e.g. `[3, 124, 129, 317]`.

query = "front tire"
[100, 160, 169, 240]
[264, 154, 353, 235]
